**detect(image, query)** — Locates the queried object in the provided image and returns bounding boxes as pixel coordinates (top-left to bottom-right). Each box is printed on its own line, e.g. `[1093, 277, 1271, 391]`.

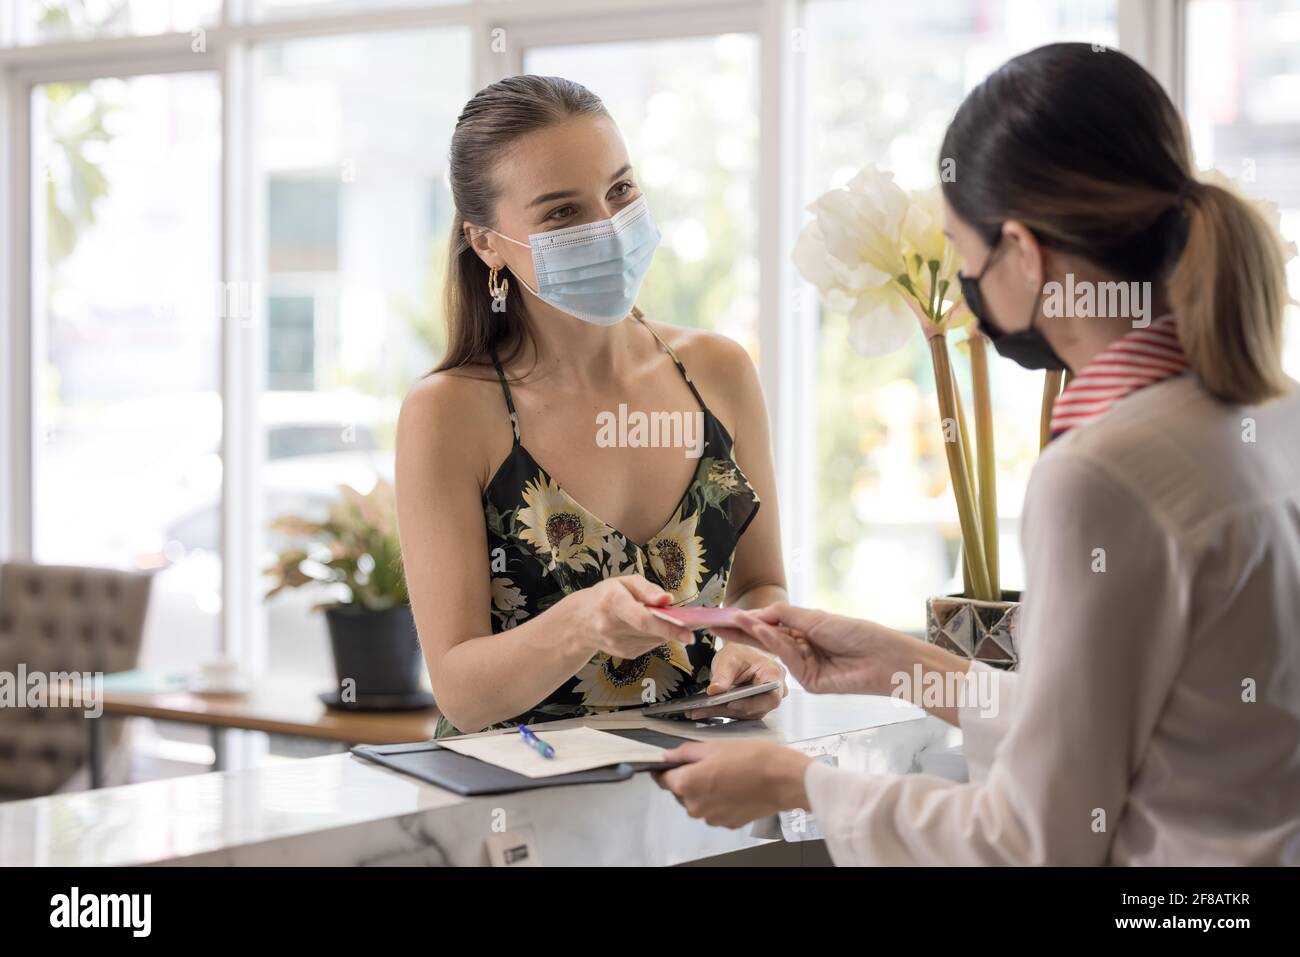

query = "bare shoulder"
[401, 366, 494, 428]
[647, 321, 758, 391]
[645, 320, 762, 428]
[398, 365, 512, 487]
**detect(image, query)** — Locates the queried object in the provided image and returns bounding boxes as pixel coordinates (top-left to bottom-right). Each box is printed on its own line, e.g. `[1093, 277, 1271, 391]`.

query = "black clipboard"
[350, 727, 696, 796]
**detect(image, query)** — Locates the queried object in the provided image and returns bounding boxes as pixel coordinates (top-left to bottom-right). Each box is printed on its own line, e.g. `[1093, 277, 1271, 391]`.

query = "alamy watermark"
[1044, 274, 1152, 328]
[0, 665, 102, 718]
[50, 887, 150, 937]
[890, 663, 1000, 718]
[595, 404, 705, 459]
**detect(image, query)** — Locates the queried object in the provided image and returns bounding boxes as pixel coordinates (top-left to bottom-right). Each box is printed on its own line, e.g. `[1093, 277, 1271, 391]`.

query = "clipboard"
[350, 727, 696, 796]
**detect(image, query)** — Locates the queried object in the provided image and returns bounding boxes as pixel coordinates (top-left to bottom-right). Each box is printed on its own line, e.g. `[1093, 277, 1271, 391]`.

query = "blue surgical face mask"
[486, 195, 661, 325]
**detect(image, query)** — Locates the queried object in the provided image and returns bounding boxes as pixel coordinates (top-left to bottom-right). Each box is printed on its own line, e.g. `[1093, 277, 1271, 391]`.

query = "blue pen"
[518, 725, 556, 759]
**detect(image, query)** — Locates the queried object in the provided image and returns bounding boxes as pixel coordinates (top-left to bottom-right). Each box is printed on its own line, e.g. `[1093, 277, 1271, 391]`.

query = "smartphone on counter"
[640, 679, 784, 718]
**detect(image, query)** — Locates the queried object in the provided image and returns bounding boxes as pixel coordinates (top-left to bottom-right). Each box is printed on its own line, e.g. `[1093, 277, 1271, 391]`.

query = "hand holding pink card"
[646, 604, 808, 652]
[646, 605, 754, 634]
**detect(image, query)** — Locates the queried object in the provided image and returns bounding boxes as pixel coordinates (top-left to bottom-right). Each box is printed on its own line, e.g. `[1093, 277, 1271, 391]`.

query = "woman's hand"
[654, 741, 812, 828]
[715, 602, 925, 697]
[555, 575, 695, 660]
[683, 642, 786, 720]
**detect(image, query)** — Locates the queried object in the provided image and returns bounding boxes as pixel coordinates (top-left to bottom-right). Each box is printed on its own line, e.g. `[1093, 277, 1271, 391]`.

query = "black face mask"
[958, 232, 1068, 372]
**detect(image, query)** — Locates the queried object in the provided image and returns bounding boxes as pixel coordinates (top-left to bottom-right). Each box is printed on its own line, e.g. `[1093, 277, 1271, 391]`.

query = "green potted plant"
[265, 479, 431, 710]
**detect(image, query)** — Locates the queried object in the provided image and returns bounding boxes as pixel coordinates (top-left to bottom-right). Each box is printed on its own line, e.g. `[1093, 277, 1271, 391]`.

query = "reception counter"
[0, 692, 963, 867]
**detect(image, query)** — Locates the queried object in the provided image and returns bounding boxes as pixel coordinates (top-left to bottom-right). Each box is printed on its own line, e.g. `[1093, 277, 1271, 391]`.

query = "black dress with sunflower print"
[432, 319, 761, 738]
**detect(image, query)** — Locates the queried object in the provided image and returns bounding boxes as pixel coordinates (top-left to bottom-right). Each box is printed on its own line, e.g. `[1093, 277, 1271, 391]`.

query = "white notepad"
[436, 727, 668, 779]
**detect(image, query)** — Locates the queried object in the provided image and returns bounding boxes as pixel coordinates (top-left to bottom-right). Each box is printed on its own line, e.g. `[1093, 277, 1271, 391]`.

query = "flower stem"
[928, 335, 992, 601]
[969, 333, 999, 598]
[1040, 369, 1065, 448]
[948, 363, 977, 596]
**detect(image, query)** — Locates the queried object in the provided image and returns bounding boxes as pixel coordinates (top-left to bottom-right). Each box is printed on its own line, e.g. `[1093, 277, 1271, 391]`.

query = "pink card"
[647, 605, 750, 632]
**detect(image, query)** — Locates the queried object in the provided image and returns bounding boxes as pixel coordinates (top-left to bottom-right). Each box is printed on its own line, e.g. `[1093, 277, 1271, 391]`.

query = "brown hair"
[941, 43, 1290, 405]
[430, 75, 608, 376]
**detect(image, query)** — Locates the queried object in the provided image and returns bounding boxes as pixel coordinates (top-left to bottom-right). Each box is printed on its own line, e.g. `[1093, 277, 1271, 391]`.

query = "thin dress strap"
[632, 310, 708, 410]
[487, 347, 521, 443]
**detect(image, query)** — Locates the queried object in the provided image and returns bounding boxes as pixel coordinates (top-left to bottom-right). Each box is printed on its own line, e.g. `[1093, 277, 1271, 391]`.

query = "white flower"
[490, 577, 529, 629]
[685, 573, 727, 608]
[901, 185, 960, 307]
[794, 167, 962, 357]
[794, 166, 915, 356]
[842, 286, 919, 356]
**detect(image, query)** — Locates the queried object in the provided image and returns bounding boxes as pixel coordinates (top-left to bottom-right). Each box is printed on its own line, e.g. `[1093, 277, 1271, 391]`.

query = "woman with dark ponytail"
[396, 76, 786, 738]
[656, 44, 1300, 865]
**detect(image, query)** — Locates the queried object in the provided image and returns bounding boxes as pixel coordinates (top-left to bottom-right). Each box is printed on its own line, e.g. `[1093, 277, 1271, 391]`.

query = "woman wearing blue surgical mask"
[655, 44, 1300, 864]
[396, 75, 787, 737]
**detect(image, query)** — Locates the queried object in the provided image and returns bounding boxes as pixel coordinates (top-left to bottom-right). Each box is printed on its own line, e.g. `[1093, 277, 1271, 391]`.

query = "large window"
[253, 0, 464, 19]
[31, 72, 224, 673]
[801, 0, 1118, 630]
[256, 26, 470, 681]
[14, 1, 221, 43]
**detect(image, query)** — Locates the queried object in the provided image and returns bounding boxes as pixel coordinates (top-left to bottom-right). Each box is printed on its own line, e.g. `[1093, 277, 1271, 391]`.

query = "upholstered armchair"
[0, 562, 152, 800]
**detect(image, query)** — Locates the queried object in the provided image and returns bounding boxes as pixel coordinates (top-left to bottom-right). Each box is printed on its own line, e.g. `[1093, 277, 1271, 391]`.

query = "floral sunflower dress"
[433, 318, 760, 738]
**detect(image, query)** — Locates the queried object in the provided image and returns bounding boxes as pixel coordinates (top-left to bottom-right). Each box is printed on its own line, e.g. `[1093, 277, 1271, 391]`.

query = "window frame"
[0, 0, 1183, 670]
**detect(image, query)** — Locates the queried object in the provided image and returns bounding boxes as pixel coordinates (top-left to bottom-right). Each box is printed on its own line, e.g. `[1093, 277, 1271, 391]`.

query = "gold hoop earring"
[488, 266, 510, 307]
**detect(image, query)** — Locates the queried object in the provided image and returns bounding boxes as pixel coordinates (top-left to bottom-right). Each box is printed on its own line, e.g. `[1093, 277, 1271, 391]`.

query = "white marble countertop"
[0, 692, 962, 866]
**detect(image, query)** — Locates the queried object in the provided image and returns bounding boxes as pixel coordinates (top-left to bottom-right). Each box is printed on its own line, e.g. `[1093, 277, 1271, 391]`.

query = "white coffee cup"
[198, 658, 242, 692]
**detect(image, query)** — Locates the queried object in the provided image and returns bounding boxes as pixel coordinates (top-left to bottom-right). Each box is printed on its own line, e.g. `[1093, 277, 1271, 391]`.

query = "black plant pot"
[323, 604, 431, 709]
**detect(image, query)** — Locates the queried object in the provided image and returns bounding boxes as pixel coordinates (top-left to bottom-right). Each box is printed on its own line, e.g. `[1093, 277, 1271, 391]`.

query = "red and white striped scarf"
[1050, 314, 1189, 438]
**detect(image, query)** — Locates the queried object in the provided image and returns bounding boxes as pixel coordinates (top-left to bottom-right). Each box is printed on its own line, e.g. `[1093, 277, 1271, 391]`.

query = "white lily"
[793, 166, 916, 356]
[900, 184, 961, 313]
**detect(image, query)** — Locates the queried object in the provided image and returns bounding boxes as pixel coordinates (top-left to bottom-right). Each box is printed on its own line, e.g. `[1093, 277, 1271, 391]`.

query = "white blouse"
[805, 373, 1300, 865]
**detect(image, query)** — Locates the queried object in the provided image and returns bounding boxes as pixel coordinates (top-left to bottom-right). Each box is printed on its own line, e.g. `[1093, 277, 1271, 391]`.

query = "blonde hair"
[1169, 181, 1290, 404]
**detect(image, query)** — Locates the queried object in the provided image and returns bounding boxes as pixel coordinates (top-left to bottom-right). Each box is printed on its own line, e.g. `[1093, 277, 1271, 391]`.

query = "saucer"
[318, 689, 437, 712]
[187, 678, 250, 696]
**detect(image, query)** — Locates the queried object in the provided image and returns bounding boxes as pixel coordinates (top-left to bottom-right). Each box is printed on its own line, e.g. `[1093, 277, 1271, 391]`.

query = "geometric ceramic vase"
[924, 591, 1021, 670]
